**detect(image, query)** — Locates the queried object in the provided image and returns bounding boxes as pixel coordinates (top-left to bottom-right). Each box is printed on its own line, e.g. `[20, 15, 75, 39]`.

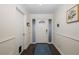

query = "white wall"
[0, 5, 30, 55]
[25, 13, 31, 46]
[23, 14, 31, 50]
[17, 5, 31, 50]
[30, 14, 53, 43]
[0, 5, 16, 55]
[53, 4, 79, 55]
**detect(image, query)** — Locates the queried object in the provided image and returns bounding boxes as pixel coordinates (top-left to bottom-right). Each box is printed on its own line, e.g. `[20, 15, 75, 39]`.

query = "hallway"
[0, 4, 79, 55]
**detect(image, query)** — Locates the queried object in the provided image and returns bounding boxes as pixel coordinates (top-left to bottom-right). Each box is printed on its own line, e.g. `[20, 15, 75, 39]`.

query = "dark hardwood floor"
[48, 44, 60, 55]
[21, 44, 36, 55]
[21, 44, 60, 55]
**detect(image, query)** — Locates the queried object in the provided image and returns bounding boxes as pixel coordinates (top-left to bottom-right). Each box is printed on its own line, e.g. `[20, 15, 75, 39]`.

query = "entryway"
[32, 18, 52, 43]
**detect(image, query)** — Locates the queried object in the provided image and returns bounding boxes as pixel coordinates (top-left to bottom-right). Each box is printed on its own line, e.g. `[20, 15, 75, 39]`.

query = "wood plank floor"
[21, 44, 60, 55]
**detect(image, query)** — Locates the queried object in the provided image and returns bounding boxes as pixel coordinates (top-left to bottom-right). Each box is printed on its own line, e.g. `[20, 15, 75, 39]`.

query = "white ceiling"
[21, 4, 60, 14]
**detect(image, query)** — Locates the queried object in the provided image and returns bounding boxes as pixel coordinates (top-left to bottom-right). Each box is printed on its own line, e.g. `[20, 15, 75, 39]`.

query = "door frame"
[32, 19, 53, 44]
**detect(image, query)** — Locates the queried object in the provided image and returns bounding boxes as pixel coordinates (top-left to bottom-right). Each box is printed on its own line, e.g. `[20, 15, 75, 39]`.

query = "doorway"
[32, 19, 52, 43]
[32, 19, 48, 43]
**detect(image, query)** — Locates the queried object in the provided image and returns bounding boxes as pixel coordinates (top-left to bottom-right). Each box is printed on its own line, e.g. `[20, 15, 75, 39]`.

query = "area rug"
[34, 43, 52, 55]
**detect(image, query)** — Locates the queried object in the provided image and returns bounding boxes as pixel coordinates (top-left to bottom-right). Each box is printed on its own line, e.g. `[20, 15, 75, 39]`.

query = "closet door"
[16, 8, 24, 54]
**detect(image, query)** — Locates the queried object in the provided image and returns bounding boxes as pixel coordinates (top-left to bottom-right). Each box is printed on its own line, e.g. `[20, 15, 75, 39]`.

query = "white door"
[16, 8, 24, 53]
[35, 20, 48, 43]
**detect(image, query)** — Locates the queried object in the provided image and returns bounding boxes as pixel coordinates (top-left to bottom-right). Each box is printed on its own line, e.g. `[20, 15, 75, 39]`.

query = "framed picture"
[66, 4, 79, 23]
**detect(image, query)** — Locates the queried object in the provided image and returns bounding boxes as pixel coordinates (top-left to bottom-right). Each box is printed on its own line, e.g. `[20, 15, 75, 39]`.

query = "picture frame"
[66, 4, 79, 23]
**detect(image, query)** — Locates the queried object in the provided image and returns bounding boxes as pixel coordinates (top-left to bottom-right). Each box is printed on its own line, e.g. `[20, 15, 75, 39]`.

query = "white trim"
[20, 43, 31, 55]
[20, 50, 23, 55]
[32, 42, 37, 44]
[55, 33, 79, 42]
[24, 41, 31, 49]
[48, 42, 53, 44]
[16, 6, 24, 15]
[0, 36, 15, 44]
[32, 42, 53, 44]
[53, 43, 64, 55]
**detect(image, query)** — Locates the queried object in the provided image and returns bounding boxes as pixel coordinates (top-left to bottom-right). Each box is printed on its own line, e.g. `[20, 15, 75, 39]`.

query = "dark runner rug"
[34, 43, 52, 55]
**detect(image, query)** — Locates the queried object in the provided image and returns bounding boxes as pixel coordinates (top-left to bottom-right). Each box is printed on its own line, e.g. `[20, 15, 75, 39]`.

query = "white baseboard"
[31, 42, 36, 44]
[31, 42, 53, 44]
[20, 42, 31, 55]
[20, 50, 23, 55]
[48, 42, 53, 44]
[53, 43, 64, 55]
[24, 43, 30, 49]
